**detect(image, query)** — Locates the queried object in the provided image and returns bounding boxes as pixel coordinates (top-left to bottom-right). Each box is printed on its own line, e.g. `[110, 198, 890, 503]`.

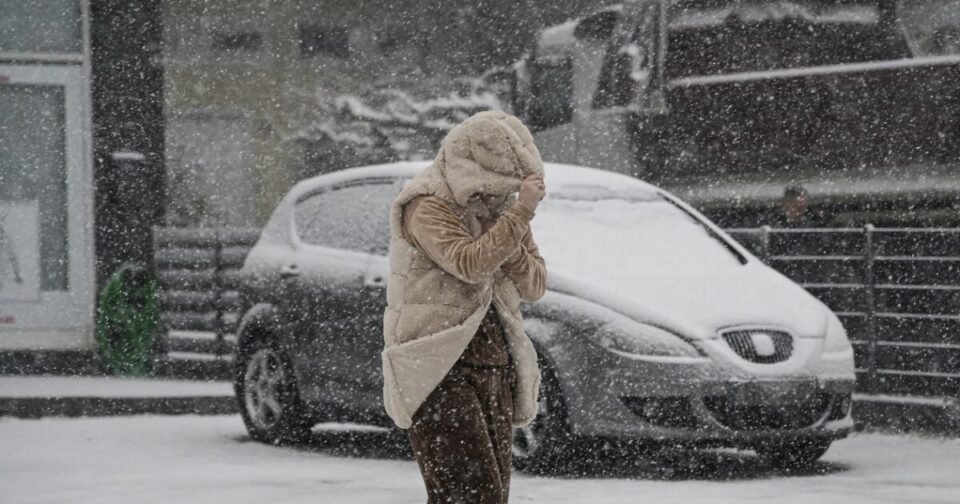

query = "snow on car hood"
[542, 266, 829, 341]
[530, 186, 829, 340]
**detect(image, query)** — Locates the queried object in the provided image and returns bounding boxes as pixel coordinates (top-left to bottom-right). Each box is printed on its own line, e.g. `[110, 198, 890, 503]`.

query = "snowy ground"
[0, 376, 233, 398]
[2, 415, 959, 504]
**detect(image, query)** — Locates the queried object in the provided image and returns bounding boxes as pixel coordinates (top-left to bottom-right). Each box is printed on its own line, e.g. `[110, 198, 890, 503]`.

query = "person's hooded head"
[435, 111, 544, 219]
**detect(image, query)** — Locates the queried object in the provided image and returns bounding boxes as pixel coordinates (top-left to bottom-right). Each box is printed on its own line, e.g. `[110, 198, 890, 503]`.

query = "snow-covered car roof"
[260, 161, 664, 247]
[285, 160, 660, 201]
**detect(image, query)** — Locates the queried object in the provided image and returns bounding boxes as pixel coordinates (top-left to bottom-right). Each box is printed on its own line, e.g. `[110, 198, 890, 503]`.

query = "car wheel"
[512, 361, 572, 474]
[235, 335, 312, 444]
[755, 437, 832, 469]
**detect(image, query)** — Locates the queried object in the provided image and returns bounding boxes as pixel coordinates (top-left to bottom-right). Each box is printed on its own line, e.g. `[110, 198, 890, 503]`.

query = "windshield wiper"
[659, 194, 748, 266]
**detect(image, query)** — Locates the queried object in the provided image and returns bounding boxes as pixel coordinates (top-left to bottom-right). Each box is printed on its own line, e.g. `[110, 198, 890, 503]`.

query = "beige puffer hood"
[437, 110, 544, 207]
[381, 110, 546, 429]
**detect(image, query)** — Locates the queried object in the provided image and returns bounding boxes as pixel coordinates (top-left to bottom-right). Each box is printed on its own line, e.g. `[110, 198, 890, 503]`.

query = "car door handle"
[363, 275, 385, 288]
[280, 264, 300, 279]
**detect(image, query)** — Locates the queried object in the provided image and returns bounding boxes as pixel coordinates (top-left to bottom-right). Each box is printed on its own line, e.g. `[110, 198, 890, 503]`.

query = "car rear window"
[294, 179, 398, 253]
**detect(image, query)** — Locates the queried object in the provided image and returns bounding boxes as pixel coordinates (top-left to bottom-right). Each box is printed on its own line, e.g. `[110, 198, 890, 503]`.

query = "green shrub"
[96, 263, 162, 376]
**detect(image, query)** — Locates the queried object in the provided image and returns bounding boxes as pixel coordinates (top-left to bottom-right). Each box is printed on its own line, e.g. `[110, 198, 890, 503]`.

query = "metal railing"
[152, 227, 260, 360]
[727, 227, 960, 398]
[150, 225, 960, 399]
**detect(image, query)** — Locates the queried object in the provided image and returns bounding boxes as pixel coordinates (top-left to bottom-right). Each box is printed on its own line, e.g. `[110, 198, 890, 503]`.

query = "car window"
[294, 179, 399, 252]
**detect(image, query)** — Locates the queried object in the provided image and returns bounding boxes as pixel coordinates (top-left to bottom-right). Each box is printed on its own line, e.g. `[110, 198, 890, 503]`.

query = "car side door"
[351, 178, 408, 415]
[286, 177, 399, 411]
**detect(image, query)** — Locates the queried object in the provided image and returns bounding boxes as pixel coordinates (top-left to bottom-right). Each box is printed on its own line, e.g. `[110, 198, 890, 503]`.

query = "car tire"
[235, 333, 312, 444]
[755, 437, 832, 469]
[512, 360, 573, 474]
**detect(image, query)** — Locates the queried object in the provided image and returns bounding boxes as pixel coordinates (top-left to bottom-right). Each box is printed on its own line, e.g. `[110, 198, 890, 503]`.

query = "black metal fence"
[152, 227, 260, 362]
[727, 227, 960, 399]
[151, 225, 960, 401]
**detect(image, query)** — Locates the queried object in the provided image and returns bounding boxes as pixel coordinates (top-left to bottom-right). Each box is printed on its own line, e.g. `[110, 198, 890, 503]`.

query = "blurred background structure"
[1, 1, 959, 403]
[159, 0, 608, 227]
[155, 0, 960, 230]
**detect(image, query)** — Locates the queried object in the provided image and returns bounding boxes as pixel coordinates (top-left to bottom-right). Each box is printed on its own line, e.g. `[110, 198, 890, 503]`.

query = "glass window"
[0, 0, 83, 54]
[516, 55, 574, 130]
[299, 25, 351, 59]
[0, 85, 69, 291]
[294, 181, 398, 253]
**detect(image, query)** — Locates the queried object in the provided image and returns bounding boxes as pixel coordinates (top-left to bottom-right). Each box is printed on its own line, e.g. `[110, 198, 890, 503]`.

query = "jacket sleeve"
[501, 227, 547, 302]
[403, 196, 535, 284]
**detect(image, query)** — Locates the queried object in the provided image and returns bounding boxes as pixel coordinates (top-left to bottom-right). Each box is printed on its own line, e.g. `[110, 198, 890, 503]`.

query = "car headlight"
[823, 313, 853, 354]
[587, 320, 703, 359]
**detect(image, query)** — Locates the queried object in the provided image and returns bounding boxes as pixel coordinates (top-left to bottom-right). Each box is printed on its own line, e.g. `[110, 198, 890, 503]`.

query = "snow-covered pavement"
[1, 415, 958, 504]
[0, 376, 233, 398]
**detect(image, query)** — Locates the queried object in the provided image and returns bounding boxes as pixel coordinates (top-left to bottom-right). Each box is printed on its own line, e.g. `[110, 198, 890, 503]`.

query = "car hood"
[545, 261, 829, 340]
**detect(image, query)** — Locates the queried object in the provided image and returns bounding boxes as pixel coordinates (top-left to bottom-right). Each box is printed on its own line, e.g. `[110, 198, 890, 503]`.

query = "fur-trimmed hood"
[435, 110, 544, 208]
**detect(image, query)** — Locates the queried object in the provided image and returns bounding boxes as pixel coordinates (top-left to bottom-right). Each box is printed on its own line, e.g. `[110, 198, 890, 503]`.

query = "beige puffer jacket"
[381, 111, 547, 429]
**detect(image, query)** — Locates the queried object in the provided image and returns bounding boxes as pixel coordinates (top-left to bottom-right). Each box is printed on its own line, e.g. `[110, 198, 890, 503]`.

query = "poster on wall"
[0, 202, 40, 302]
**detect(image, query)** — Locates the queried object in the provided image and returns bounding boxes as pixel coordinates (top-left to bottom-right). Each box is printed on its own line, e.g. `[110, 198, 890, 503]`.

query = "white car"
[234, 162, 856, 470]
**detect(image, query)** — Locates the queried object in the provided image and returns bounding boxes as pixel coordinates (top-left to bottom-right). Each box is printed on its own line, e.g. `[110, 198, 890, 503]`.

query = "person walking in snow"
[382, 111, 547, 503]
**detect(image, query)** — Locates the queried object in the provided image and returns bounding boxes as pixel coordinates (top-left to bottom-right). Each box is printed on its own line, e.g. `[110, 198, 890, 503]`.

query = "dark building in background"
[90, 0, 166, 286]
[522, 0, 960, 229]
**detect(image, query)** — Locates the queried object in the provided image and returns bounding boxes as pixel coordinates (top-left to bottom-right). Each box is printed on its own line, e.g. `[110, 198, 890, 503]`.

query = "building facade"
[161, 0, 484, 227]
[0, 0, 165, 354]
[1, 0, 96, 351]
[160, 0, 599, 227]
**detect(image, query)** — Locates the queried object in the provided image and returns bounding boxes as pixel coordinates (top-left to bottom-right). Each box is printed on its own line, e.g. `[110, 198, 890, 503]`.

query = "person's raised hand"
[518, 175, 546, 212]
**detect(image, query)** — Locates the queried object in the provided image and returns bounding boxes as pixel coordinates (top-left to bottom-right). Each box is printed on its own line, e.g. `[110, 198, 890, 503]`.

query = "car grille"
[704, 393, 832, 430]
[722, 329, 793, 364]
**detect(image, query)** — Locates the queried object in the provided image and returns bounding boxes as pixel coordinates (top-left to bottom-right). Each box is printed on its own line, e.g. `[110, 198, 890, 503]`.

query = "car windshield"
[531, 184, 745, 278]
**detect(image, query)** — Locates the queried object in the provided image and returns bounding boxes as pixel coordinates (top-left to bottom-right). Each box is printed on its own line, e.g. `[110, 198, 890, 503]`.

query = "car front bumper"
[548, 335, 856, 445]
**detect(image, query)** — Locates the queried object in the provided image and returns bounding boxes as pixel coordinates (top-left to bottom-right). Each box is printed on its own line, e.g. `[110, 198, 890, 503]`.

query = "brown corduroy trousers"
[407, 362, 515, 504]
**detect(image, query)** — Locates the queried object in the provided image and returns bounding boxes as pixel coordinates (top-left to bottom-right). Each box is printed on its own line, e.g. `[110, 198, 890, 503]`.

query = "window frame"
[0, 0, 86, 61]
[0, 64, 96, 349]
